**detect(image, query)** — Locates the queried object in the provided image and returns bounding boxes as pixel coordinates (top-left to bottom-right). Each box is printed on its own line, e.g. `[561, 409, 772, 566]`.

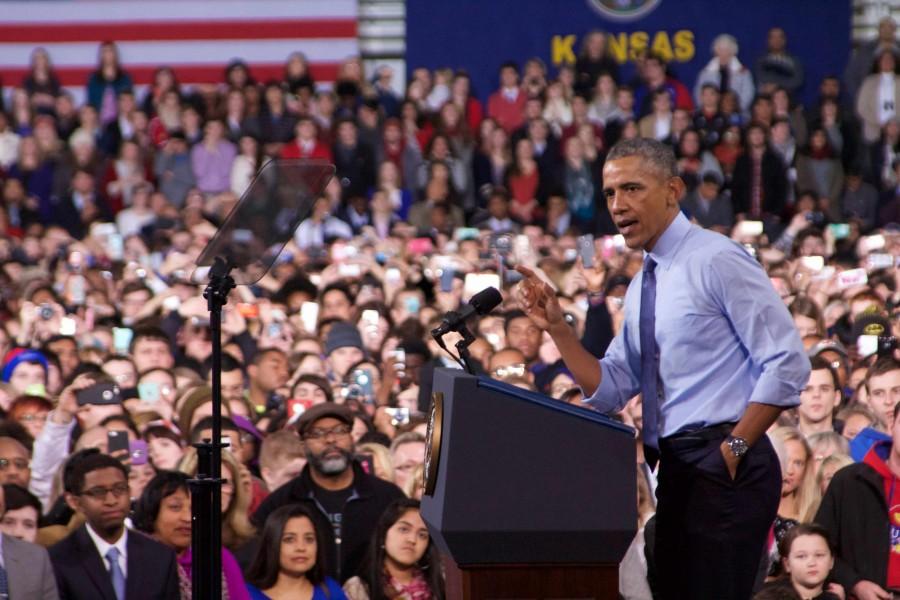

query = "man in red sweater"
[280, 116, 332, 161]
[487, 61, 527, 134]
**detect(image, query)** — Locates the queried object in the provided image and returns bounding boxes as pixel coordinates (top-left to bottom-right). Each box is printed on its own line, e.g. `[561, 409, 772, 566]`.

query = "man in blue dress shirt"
[517, 138, 809, 600]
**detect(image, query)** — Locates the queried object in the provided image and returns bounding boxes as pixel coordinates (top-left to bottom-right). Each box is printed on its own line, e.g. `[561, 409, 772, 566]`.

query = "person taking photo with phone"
[517, 138, 809, 600]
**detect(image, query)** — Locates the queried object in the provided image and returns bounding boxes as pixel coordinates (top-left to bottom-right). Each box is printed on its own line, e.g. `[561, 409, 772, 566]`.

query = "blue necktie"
[640, 257, 661, 457]
[106, 547, 125, 600]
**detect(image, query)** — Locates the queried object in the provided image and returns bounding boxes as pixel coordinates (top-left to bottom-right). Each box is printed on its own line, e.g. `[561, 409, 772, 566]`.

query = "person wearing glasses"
[487, 347, 531, 384]
[0, 434, 30, 489]
[251, 403, 404, 583]
[48, 449, 179, 600]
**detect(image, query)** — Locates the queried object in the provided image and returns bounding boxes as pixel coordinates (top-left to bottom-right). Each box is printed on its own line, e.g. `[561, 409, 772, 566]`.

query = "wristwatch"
[725, 435, 749, 459]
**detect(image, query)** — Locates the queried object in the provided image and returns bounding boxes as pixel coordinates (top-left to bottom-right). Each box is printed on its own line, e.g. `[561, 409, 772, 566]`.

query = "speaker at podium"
[421, 368, 637, 599]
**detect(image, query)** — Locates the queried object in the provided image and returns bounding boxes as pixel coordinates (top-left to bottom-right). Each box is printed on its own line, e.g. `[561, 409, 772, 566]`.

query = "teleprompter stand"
[190, 160, 334, 600]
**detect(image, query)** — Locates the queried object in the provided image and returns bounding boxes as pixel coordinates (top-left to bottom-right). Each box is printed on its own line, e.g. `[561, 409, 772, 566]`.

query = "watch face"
[730, 437, 749, 457]
[423, 392, 443, 497]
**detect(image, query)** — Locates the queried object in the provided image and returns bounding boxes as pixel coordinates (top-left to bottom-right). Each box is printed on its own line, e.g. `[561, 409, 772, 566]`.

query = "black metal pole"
[190, 256, 233, 600]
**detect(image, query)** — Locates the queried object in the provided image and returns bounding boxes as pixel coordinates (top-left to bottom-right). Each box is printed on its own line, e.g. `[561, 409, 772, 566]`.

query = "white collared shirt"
[85, 523, 128, 578]
[879, 73, 896, 124]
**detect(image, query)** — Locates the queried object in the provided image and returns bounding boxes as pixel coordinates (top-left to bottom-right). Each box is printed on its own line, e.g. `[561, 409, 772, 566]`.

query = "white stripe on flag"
[0, 39, 358, 67]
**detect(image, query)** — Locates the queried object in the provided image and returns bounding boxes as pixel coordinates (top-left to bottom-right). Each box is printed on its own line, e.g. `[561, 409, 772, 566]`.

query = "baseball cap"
[295, 402, 354, 436]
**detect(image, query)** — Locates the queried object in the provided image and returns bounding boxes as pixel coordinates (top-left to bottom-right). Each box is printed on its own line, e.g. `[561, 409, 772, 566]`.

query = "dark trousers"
[651, 425, 781, 600]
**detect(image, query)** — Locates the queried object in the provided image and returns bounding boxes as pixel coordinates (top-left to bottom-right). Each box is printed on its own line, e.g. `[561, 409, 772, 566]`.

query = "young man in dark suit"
[49, 450, 179, 600]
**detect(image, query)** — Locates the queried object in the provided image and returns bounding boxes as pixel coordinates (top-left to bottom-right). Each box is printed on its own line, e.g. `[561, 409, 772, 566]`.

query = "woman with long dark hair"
[245, 504, 346, 600]
[343, 499, 445, 600]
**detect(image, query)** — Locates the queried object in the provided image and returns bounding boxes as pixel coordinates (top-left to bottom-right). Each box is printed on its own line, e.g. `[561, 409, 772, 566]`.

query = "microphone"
[431, 287, 503, 338]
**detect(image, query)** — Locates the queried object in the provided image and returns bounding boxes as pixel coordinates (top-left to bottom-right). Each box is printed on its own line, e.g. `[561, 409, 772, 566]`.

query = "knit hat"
[325, 322, 364, 356]
[1, 349, 49, 383]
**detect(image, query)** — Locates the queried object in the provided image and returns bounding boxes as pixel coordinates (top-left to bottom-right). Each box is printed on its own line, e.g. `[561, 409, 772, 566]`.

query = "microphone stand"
[454, 323, 479, 375]
[190, 255, 231, 600]
[431, 322, 478, 376]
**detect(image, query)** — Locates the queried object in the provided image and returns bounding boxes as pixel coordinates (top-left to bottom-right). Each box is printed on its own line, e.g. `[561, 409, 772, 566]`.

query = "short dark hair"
[503, 309, 530, 333]
[252, 347, 287, 367]
[133, 470, 190, 533]
[320, 282, 355, 305]
[0, 421, 34, 455]
[2, 483, 41, 516]
[130, 326, 170, 353]
[606, 138, 677, 179]
[809, 356, 840, 392]
[63, 449, 128, 495]
[190, 416, 239, 443]
[99, 414, 136, 436]
[246, 504, 328, 589]
[867, 357, 900, 396]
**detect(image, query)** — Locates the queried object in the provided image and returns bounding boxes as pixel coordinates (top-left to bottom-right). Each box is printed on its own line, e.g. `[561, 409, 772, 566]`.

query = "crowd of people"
[0, 15, 897, 600]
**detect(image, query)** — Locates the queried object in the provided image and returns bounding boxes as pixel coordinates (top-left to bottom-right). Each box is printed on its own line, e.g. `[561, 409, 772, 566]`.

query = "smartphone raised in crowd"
[107, 430, 129, 456]
[77, 382, 122, 406]
[300, 302, 319, 334]
[129, 440, 148, 466]
[577, 234, 596, 268]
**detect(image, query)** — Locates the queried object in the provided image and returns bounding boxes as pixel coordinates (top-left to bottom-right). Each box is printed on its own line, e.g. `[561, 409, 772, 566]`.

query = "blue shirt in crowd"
[247, 576, 347, 600]
[587, 211, 810, 437]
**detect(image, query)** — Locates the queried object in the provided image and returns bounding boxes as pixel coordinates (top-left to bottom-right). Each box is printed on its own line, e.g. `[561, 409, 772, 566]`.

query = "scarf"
[386, 569, 432, 600]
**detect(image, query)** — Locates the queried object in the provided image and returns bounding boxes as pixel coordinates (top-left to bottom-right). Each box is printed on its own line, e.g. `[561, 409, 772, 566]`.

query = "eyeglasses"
[17, 413, 47, 423]
[304, 424, 352, 441]
[80, 483, 129, 500]
[0, 458, 29, 471]
[492, 363, 527, 380]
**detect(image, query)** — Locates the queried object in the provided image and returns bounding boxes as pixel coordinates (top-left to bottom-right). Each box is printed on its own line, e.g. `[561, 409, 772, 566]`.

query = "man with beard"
[250, 403, 403, 581]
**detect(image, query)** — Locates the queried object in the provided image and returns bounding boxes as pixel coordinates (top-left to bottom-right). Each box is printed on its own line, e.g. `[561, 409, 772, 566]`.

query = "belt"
[659, 422, 736, 451]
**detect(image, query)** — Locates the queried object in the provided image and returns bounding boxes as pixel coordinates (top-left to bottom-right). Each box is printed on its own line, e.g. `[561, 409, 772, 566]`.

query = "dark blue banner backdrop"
[406, 0, 852, 107]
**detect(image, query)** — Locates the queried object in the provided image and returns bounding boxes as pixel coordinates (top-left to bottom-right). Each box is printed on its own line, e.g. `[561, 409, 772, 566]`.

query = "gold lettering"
[628, 31, 648, 61]
[551, 35, 577, 65]
[608, 32, 628, 64]
[651, 31, 674, 62]
[673, 30, 695, 62]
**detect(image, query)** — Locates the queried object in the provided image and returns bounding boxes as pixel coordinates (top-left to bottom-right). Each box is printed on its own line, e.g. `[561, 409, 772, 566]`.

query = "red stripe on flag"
[0, 19, 356, 43]
[0, 63, 343, 86]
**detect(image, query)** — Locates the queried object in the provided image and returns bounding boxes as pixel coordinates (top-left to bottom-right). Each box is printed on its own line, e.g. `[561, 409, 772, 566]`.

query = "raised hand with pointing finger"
[514, 265, 601, 394]
[514, 265, 564, 333]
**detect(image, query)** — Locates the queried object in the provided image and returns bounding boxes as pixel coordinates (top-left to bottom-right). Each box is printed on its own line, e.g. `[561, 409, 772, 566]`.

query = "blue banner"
[407, 0, 851, 107]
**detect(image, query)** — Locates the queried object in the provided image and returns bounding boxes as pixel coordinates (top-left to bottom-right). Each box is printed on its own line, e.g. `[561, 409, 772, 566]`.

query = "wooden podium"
[421, 370, 636, 600]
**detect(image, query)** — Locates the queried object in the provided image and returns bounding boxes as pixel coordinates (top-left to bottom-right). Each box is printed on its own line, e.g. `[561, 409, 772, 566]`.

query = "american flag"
[0, 0, 358, 98]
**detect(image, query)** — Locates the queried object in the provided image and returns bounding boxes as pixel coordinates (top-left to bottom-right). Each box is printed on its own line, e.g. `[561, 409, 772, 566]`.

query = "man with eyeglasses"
[0, 436, 30, 489]
[488, 347, 532, 384]
[49, 449, 179, 600]
[250, 403, 404, 582]
[797, 357, 843, 439]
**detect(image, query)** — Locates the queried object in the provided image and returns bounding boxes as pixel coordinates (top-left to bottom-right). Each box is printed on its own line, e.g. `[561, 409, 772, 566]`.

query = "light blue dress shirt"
[587, 212, 809, 437]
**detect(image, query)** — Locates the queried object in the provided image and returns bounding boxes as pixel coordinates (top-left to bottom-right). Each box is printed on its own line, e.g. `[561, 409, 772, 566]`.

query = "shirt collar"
[86, 523, 128, 563]
[645, 211, 692, 271]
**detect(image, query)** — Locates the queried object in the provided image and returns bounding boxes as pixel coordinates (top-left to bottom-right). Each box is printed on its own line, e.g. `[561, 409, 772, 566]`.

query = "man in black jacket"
[815, 402, 900, 598]
[250, 403, 404, 581]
